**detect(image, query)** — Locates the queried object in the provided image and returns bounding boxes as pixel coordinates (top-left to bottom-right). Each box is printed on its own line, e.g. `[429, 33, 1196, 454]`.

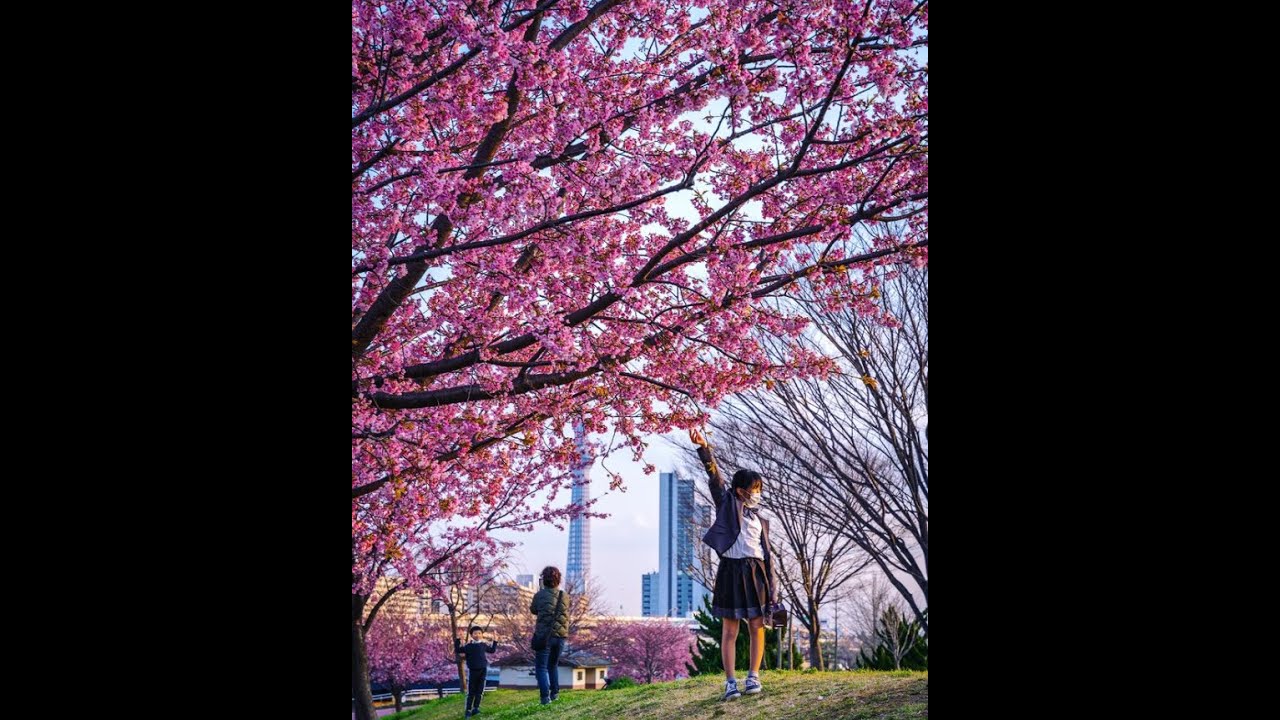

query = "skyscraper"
[641, 571, 659, 617]
[657, 471, 711, 617]
[565, 422, 592, 591]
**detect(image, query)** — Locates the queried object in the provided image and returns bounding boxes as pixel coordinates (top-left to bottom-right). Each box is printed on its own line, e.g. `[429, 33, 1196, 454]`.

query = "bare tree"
[490, 594, 537, 665]
[849, 574, 900, 651]
[700, 266, 928, 634]
[767, 473, 870, 669]
[563, 573, 612, 639]
[690, 426, 870, 669]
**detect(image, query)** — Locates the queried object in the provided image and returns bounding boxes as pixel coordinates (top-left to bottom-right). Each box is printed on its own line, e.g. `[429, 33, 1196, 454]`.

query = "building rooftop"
[496, 652, 613, 668]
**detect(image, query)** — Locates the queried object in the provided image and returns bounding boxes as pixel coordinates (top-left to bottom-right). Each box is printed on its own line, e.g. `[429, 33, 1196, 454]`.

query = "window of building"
[577, 670, 584, 680]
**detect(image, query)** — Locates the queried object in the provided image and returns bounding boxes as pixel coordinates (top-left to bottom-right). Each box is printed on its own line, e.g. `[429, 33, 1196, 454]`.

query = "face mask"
[743, 491, 762, 508]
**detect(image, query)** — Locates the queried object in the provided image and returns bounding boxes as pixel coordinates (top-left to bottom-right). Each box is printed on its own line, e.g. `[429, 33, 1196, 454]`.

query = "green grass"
[383, 670, 927, 720]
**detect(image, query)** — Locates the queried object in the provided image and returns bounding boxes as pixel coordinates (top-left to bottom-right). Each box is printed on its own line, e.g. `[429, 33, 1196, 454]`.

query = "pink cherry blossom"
[352, 1, 926, 715]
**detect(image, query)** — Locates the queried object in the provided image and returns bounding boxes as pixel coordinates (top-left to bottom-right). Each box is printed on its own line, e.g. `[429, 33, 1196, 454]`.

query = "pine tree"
[687, 595, 803, 674]
[687, 595, 732, 675]
[856, 607, 928, 670]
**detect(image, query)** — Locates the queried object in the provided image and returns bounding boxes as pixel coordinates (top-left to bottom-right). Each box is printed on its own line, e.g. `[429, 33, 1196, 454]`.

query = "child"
[690, 428, 780, 702]
[454, 626, 498, 717]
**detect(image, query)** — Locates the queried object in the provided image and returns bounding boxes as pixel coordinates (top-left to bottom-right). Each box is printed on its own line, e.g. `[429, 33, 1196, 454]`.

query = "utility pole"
[788, 613, 794, 670]
[834, 600, 840, 670]
[776, 623, 782, 670]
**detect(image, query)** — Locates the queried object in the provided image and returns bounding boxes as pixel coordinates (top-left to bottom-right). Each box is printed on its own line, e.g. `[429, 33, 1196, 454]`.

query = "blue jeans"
[534, 635, 563, 701]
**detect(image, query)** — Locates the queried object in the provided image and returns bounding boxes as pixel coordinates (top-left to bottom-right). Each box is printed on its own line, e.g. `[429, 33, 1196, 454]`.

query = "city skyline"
[491, 430, 685, 616]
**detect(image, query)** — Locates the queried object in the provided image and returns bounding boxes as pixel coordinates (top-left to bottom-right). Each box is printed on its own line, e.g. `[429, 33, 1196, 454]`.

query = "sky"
[490, 429, 687, 616]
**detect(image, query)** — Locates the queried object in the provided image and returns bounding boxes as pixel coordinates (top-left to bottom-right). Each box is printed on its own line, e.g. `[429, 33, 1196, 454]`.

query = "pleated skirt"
[711, 556, 770, 619]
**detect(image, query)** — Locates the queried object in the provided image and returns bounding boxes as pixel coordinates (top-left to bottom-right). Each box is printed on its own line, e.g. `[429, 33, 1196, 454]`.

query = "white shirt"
[723, 506, 765, 559]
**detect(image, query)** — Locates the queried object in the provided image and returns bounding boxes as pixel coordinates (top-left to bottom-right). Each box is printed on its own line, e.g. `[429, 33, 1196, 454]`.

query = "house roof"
[496, 652, 612, 668]
[563, 653, 612, 668]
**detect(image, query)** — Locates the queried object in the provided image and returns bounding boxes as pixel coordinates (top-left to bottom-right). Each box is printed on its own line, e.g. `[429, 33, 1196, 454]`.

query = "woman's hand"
[689, 428, 708, 447]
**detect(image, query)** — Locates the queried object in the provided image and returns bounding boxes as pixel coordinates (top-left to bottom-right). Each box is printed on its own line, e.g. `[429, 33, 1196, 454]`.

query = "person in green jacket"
[529, 565, 570, 704]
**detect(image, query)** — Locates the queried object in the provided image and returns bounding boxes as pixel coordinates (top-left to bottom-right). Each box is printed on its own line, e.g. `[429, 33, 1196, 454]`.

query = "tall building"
[516, 574, 536, 591]
[657, 471, 711, 617]
[565, 423, 592, 591]
[368, 574, 534, 620]
[369, 576, 435, 620]
[467, 582, 535, 614]
[641, 571, 659, 617]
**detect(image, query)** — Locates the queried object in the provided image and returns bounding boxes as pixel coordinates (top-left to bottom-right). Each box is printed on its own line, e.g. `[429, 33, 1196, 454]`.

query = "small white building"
[496, 653, 612, 690]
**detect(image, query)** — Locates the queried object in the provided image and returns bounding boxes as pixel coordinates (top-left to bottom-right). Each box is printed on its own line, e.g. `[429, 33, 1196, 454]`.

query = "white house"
[496, 653, 612, 690]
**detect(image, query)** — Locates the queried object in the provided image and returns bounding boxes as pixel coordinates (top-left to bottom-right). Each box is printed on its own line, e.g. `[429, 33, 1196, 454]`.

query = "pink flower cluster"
[352, 0, 928, 593]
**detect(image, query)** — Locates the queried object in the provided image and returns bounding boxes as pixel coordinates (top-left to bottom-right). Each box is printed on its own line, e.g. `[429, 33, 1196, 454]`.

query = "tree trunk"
[807, 602, 824, 670]
[449, 605, 467, 693]
[352, 594, 377, 720]
[392, 686, 404, 714]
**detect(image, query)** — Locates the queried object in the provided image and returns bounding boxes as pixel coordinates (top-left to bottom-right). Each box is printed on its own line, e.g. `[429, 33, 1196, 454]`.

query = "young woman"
[690, 428, 780, 701]
[529, 565, 570, 705]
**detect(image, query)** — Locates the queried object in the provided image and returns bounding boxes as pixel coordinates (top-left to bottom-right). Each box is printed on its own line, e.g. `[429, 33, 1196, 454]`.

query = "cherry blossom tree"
[366, 614, 455, 713]
[589, 619, 697, 683]
[352, 1, 927, 717]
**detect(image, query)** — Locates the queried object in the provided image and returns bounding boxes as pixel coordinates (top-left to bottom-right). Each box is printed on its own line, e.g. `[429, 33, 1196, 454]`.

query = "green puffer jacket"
[530, 587, 570, 638]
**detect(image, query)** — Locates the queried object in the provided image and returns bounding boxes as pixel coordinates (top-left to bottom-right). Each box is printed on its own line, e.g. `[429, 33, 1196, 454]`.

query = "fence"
[365, 684, 497, 706]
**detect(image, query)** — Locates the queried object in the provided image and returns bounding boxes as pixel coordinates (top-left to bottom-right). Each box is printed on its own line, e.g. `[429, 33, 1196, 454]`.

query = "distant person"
[454, 625, 498, 717]
[530, 565, 570, 705]
[690, 428, 781, 701]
